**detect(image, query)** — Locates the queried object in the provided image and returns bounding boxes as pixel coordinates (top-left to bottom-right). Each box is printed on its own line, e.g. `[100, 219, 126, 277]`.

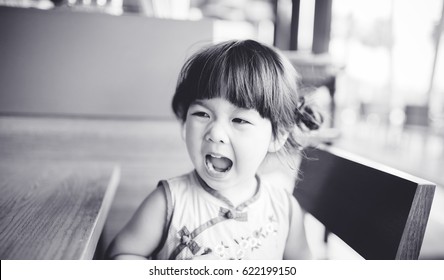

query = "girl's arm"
[283, 195, 312, 260]
[106, 187, 167, 260]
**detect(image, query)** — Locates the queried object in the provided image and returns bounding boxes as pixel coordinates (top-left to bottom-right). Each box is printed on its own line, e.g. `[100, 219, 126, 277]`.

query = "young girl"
[107, 39, 322, 260]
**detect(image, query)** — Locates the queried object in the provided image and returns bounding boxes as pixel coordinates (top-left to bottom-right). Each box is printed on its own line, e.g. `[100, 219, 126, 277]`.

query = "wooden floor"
[1, 115, 443, 259]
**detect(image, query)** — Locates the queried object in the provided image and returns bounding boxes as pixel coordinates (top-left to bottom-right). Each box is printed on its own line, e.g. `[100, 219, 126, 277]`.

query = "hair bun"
[296, 97, 323, 131]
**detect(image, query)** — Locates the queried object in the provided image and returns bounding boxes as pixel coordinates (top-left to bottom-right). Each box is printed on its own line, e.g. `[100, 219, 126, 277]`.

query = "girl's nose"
[205, 121, 229, 144]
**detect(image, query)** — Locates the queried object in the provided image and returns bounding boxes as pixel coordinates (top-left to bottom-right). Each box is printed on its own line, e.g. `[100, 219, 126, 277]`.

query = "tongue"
[210, 157, 231, 171]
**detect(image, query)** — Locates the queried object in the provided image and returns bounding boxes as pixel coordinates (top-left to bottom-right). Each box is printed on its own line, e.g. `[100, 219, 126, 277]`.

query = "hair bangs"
[198, 41, 284, 120]
[213, 50, 277, 120]
[172, 40, 302, 136]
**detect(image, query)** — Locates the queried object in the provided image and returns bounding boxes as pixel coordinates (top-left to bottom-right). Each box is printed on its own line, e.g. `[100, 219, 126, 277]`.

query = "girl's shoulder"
[258, 175, 297, 216]
[158, 171, 197, 190]
[259, 174, 294, 201]
[157, 170, 202, 203]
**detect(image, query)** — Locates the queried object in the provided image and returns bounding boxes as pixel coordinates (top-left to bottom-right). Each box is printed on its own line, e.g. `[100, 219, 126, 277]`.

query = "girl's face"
[184, 97, 278, 196]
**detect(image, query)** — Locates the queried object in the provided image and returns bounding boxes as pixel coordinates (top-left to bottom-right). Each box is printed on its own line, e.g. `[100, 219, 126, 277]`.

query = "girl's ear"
[268, 131, 289, 153]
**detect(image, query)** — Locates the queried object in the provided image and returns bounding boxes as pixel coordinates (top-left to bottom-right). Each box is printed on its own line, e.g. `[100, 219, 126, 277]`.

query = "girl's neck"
[197, 173, 259, 208]
[220, 178, 258, 207]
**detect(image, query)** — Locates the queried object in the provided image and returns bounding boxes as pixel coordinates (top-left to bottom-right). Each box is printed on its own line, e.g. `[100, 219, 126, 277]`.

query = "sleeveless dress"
[152, 170, 294, 260]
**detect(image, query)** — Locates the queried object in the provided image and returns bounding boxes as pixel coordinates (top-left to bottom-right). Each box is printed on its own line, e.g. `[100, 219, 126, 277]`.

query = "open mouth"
[205, 154, 233, 173]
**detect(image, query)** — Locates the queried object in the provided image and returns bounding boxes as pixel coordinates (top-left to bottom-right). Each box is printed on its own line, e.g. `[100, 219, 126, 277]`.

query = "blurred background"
[0, 0, 443, 259]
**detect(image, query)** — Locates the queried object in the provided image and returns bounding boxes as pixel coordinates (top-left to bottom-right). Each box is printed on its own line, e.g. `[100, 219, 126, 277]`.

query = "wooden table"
[0, 160, 120, 259]
[0, 116, 193, 259]
[0, 116, 124, 259]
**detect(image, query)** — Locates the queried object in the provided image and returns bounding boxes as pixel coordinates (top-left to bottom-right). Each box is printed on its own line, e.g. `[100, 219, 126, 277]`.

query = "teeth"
[207, 161, 216, 171]
[205, 154, 232, 173]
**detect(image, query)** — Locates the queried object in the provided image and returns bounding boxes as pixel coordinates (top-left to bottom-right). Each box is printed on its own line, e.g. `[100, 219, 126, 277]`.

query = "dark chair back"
[294, 147, 435, 259]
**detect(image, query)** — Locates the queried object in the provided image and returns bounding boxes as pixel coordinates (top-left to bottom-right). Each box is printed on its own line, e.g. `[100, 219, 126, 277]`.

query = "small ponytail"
[295, 96, 323, 131]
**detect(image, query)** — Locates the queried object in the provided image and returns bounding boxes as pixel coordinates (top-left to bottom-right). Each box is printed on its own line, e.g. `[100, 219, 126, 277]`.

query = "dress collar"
[193, 170, 261, 211]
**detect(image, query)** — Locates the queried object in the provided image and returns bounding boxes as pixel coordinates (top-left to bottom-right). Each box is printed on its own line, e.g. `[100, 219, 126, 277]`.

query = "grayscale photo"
[0, 0, 443, 264]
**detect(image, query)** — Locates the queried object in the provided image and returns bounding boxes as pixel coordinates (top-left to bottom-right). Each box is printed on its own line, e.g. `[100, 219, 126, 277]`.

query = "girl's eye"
[191, 111, 210, 118]
[232, 118, 250, 125]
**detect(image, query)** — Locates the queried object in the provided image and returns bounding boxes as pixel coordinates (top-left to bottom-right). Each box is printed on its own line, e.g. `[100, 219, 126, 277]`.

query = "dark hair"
[172, 39, 322, 151]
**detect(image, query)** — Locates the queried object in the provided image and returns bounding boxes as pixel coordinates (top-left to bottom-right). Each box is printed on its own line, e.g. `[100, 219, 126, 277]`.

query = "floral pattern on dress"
[213, 215, 278, 260]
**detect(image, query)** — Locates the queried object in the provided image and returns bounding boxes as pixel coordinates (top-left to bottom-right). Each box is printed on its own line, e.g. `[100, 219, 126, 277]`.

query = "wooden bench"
[294, 146, 436, 259]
